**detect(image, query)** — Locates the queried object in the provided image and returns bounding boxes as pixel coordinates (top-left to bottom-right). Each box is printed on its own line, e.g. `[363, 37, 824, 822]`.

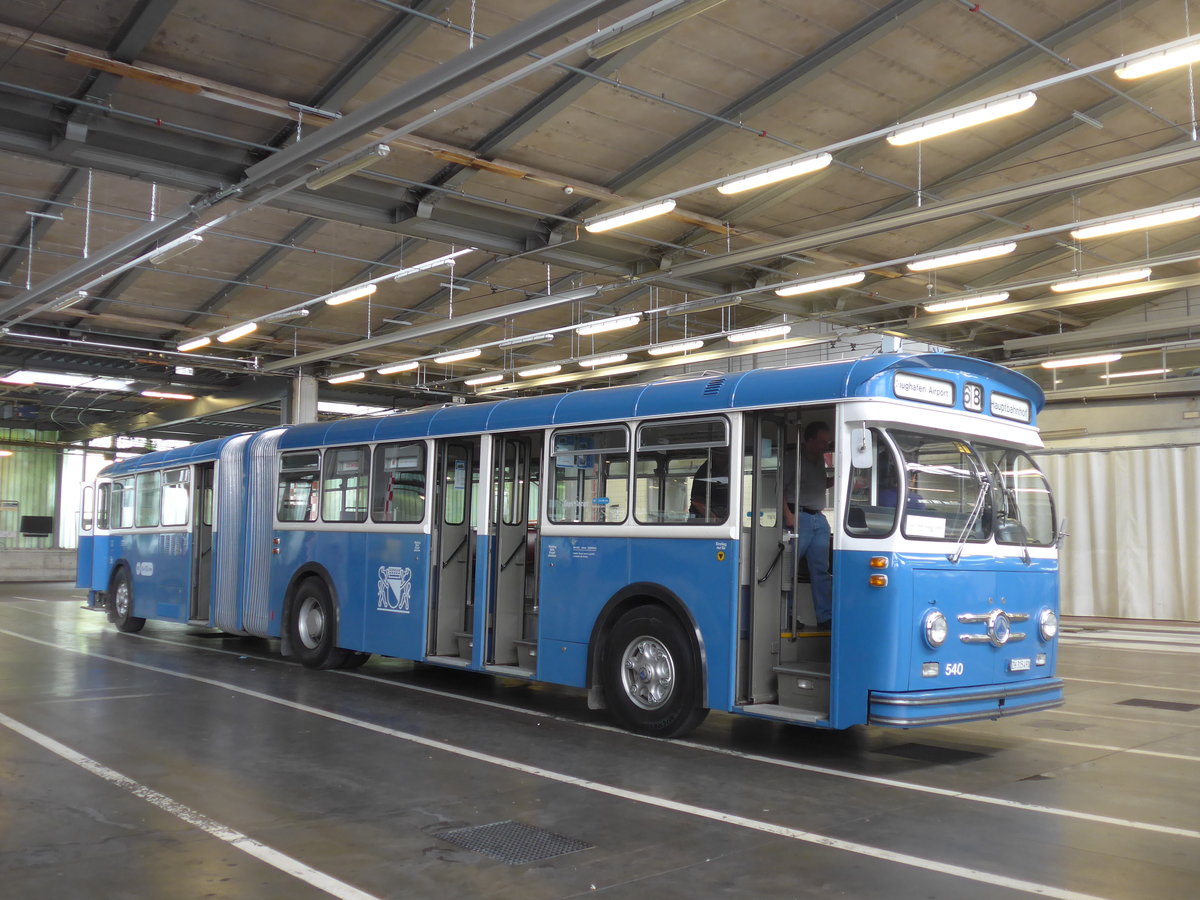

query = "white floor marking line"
[1049, 708, 1200, 729]
[1063, 676, 1200, 696]
[0, 709, 381, 900]
[41, 692, 163, 704]
[87, 631, 1200, 815]
[0, 630, 1152, 900]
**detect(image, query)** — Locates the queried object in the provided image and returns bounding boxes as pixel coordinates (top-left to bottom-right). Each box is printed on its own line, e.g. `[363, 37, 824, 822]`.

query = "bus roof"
[99, 353, 1042, 476]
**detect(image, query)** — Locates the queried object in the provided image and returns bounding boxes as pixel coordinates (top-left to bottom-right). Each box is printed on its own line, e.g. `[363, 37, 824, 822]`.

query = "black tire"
[339, 651, 372, 670]
[287, 579, 350, 669]
[602, 604, 708, 738]
[108, 568, 146, 634]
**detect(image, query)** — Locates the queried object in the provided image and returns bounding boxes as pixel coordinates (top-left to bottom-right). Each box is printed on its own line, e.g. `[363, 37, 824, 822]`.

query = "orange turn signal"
[869, 574, 889, 588]
[869, 556, 889, 569]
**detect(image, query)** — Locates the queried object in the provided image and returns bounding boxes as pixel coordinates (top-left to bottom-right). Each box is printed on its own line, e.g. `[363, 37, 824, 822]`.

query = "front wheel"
[287, 580, 349, 670]
[108, 569, 145, 634]
[603, 605, 707, 738]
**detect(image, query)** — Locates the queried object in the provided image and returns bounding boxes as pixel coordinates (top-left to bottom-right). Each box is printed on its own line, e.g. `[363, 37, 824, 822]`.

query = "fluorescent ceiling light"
[1115, 38, 1200, 79]
[887, 92, 1037, 146]
[306, 143, 390, 190]
[727, 323, 792, 343]
[518, 364, 562, 377]
[324, 283, 378, 306]
[923, 291, 1009, 313]
[141, 390, 195, 400]
[217, 321, 258, 343]
[327, 371, 366, 384]
[433, 348, 482, 364]
[48, 290, 88, 312]
[584, 199, 676, 234]
[578, 353, 629, 368]
[393, 249, 474, 282]
[907, 242, 1017, 272]
[1069, 205, 1200, 240]
[177, 336, 212, 352]
[587, 0, 728, 58]
[499, 332, 555, 348]
[318, 401, 388, 416]
[376, 361, 419, 375]
[0, 450, 12, 457]
[775, 271, 865, 297]
[664, 295, 742, 316]
[575, 313, 641, 335]
[261, 308, 310, 322]
[465, 374, 504, 386]
[4, 369, 131, 391]
[1040, 352, 1122, 369]
[1101, 368, 1170, 379]
[1050, 267, 1152, 292]
[149, 235, 203, 266]
[646, 339, 705, 356]
[717, 152, 832, 195]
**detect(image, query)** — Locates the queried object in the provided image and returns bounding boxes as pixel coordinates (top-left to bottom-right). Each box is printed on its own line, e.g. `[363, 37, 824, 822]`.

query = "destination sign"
[893, 372, 955, 407]
[990, 391, 1032, 423]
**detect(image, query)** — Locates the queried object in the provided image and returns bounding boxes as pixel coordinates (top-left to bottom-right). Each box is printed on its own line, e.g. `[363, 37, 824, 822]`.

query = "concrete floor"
[1, 583, 1198, 899]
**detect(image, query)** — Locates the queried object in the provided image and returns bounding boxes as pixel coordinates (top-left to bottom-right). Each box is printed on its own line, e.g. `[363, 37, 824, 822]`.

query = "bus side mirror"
[850, 428, 874, 470]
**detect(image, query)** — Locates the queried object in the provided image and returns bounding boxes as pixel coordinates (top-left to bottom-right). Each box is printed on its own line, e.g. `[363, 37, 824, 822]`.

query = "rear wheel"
[603, 604, 707, 738]
[108, 569, 145, 634]
[287, 579, 350, 669]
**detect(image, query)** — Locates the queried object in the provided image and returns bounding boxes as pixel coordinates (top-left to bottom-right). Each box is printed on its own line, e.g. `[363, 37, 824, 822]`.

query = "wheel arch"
[585, 581, 708, 710]
[279, 563, 341, 658]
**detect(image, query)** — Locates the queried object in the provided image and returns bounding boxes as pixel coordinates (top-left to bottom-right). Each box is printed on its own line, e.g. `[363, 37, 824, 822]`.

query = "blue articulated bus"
[77, 352, 1062, 737]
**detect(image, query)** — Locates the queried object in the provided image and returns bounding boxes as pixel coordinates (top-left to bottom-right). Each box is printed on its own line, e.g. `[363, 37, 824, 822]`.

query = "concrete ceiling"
[3, 0, 1200, 443]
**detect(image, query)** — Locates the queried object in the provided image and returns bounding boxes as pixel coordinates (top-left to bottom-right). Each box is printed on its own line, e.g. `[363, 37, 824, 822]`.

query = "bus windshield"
[892, 431, 989, 543]
[846, 429, 1055, 546]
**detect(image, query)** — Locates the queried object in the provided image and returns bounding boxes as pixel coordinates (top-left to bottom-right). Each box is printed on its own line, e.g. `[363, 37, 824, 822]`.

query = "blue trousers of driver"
[796, 510, 833, 624]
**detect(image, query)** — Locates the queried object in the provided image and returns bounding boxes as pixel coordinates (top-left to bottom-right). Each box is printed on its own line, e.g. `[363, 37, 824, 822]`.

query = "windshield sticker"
[905, 515, 947, 539]
[990, 391, 1032, 423]
[894, 372, 955, 406]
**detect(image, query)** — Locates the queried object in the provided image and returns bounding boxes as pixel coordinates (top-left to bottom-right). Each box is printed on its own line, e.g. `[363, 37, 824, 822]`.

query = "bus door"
[429, 437, 480, 661]
[190, 463, 215, 623]
[739, 412, 788, 704]
[485, 432, 541, 672]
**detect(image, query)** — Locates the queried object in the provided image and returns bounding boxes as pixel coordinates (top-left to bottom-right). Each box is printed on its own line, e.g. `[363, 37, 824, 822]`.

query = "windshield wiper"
[947, 471, 989, 565]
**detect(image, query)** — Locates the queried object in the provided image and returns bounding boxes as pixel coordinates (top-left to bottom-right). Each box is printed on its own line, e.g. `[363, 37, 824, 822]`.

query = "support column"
[286, 373, 318, 424]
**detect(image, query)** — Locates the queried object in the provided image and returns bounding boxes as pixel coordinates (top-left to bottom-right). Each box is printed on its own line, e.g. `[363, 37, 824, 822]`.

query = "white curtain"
[1036, 446, 1200, 622]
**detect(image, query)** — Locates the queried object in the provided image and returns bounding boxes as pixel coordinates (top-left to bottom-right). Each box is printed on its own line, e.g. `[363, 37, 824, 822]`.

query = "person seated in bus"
[784, 422, 834, 630]
[689, 449, 730, 522]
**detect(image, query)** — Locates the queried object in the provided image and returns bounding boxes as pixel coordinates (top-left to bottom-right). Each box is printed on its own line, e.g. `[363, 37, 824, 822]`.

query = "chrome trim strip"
[870, 680, 1062, 707]
[869, 698, 1063, 727]
[960, 631, 1026, 644]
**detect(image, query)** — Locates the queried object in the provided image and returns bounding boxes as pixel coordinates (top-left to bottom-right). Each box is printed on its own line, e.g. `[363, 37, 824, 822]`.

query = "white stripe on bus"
[0, 710, 381, 900]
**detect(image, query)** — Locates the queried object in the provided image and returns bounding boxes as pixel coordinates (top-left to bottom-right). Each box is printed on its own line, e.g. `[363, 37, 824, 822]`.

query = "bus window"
[109, 478, 135, 528]
[976, 444, 1056, 546]
[97, 483, 112, 530]
[135, 472, 161, 527]
[550, 427, 628, 524]
[635, 417, 729, 524]
[892, 431, 989, 543]
[161, 468, 190, 526]
[845, 427, 900, 537]
[277, 451, 320, 522]
[372, 442, 425, 524]
[80, 484, 94, 532]
[322, 446, 369, 523]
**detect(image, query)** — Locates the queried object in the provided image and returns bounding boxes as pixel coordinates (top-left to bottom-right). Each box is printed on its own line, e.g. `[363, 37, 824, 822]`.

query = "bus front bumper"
[868, 678, 1064, 727]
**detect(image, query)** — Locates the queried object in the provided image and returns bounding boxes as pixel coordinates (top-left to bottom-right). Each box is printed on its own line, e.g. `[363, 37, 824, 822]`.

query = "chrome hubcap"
[297, 596, 325, 649]
[620, 635, 674, 710]
[114, 581, 130, 617]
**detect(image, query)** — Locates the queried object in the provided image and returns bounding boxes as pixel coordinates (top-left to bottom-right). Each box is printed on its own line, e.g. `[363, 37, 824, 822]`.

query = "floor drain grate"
[435, 821, 593, 865]
[1117, 698, 1200, 713]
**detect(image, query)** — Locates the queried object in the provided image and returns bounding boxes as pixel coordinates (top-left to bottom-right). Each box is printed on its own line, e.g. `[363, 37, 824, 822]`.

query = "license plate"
[1009, 658, 1031, 672]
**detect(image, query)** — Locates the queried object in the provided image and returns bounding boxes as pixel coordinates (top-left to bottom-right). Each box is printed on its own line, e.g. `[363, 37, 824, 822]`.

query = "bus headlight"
[1038, 608, 1058, 641]
[923, 610, 948, 648]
